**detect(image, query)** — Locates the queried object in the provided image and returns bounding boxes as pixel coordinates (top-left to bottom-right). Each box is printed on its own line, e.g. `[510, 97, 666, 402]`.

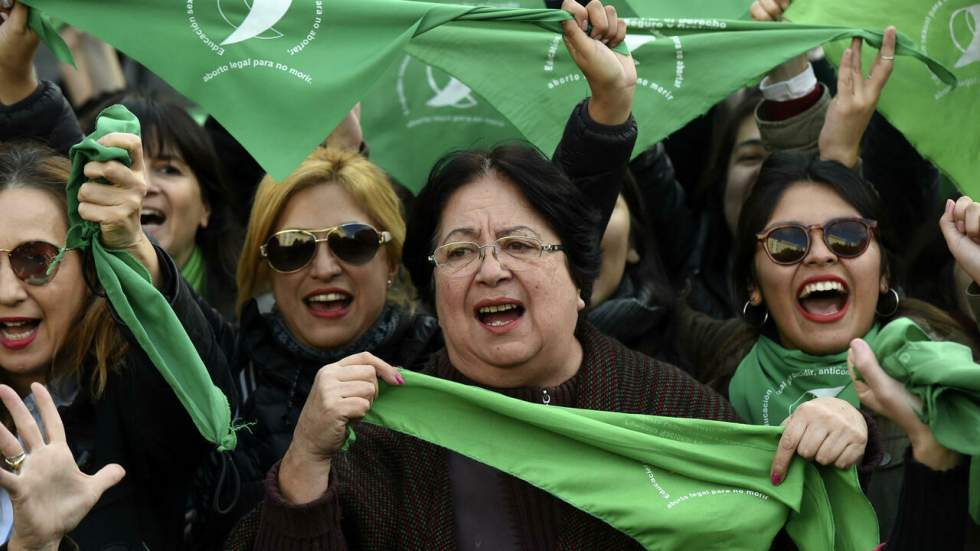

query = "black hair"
[404, 144, 602, 307]
[84, 91, 242, 297]
[732, 151, 891, 309]
[616, 168, 674, 310]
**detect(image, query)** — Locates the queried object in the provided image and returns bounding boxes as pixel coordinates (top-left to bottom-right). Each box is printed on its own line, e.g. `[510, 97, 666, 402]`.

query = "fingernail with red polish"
[396, 374, 405, 385]
[771, 472, 783, 486]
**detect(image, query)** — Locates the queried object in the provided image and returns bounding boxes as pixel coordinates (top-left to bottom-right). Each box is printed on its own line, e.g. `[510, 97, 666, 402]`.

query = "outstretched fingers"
[0, 385, 42, 452]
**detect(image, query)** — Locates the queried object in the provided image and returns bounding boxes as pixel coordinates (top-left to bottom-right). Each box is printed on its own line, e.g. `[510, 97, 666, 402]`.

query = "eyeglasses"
[0, 241, 65, 286]
[260, 223, 392, 273]
[756, 217, 878, 265]
[429, 235, 564, 276]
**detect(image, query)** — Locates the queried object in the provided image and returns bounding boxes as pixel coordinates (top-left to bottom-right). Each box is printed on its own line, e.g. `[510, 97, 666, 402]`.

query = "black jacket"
[0, 80, 82, 155]
[48, 247, 236, 550]
[187, 299, 442, 549]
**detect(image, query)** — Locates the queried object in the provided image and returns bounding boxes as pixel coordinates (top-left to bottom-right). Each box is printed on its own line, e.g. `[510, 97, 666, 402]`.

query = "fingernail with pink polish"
[396, 374, 405, 385]
[770, 472, 783, 486]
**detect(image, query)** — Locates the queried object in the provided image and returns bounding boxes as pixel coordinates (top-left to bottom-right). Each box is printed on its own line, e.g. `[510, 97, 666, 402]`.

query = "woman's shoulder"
[576, 322, 738, 422]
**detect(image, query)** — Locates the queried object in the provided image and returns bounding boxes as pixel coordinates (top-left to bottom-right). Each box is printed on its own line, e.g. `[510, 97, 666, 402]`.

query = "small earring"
[742, 300, 769, 326]
[386, 279, 393, 288]
[875, 288, 900, 317]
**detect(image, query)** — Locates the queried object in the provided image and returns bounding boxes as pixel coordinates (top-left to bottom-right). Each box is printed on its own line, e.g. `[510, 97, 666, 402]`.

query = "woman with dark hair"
[586, 169, 678, 363]
[84, 92, 243, 317]
[689, 150, 977, 548]
[0, 135, 236, 549]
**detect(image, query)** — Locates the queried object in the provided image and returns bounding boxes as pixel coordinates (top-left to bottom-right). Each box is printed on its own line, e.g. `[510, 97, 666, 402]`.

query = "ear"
[879, 275, 890, 294]
[747, 284, 763, 306]
[626, 247, 640, 265]
[577, 289, 586, 312]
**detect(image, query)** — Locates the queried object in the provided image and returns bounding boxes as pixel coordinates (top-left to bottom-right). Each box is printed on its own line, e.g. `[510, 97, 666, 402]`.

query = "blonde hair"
[236, 147, 413, 314]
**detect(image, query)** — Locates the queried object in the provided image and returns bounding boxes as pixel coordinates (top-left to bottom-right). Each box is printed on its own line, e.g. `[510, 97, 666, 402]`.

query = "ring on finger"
[3, 451, 26, 473]
[880, 54, 895, 60]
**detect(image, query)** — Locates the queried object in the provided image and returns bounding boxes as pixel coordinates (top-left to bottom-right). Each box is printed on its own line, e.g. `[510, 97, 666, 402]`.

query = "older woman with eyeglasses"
[223, 3, 749, 549]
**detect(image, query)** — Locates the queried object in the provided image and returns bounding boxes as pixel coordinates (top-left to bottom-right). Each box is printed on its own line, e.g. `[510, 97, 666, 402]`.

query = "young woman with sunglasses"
[185, 146, 443, 548]
[683, 152, 977, 548]
[0, 138, 237, 549]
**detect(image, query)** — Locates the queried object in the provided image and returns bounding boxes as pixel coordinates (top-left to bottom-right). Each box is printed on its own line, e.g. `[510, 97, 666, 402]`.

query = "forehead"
[276, 182, 373, 231]
[0, 188, 67, 248]
[768, 181, 861, 225]
[437, 175, 554, 241]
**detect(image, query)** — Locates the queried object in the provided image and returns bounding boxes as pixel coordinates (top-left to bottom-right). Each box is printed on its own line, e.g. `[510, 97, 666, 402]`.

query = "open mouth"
[475, 301, 525, 330]
[140, 208, 167, 228]
[0, 319, 40, 350]
[305, 291, 353, 319]
[797, 279, 849, 322]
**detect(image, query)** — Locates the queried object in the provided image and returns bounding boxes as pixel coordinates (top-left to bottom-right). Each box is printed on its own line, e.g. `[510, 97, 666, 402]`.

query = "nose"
[144, 164, 160, 195]
[308, 240, 342, 280]
[803, 228, 837, 266]
[473, 244, 511, 286]
[0, 256, 28, 306]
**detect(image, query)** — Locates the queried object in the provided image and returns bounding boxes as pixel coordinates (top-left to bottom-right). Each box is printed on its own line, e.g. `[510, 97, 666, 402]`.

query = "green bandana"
[730, 317, 980, 522]
[179, 245, 207, 296]
[50, 105, 236, 452]
[358, 370, 879, 550]
[23, 0, 951, 184]
[25, 8, 73, 66]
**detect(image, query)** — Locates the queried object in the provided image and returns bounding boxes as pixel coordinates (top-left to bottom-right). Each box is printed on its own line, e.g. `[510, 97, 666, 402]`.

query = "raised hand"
[818, 26, 896, 168]
[848, 339, 961, 470]
[77, 132, 161, 285]
[278, 352, 403, 505]
[0, 0, 41, 105]
[769, 396, 867, 485]
[560, 0, 635, 125]
[940, 196, 980, 288]
[750, 0, 790, 22]
[0, 383, 125, 551]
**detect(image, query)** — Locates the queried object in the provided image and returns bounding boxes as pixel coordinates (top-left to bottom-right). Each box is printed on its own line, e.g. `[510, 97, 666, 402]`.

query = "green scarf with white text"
[729, 317, 980, 522]
[360, 369, 879, 550]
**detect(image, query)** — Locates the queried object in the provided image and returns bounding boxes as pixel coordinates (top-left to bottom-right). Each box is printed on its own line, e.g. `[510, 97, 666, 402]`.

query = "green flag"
[359, 369, 879, 551]
[24, 0, 951, 184]
[53, 105, 236, 452]
[787, 0, 979, 197]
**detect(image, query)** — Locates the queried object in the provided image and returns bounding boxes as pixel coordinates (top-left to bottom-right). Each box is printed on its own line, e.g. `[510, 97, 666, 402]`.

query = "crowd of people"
[0, 0, 978, 548]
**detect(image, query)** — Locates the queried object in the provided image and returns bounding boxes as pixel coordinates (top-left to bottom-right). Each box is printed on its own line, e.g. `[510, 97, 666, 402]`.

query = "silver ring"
[880, 55, 895, 61]
[3, 452, 26, 473]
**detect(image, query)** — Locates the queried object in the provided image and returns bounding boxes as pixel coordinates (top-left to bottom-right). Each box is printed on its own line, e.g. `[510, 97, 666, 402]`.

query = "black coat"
[37, 248, 237, 550]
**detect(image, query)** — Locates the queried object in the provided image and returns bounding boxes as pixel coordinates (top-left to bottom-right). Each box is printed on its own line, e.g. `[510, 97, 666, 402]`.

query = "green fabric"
[360, 369, 878, 550]
[728, 325, 877, 426]
[787, 0, 979, 198]
[23, 0, 950, 186]
[25, 7, 73, 66]
[51, 105, 236, 452]
[730, 317, 980, 522]
[179, 245, 207, 296]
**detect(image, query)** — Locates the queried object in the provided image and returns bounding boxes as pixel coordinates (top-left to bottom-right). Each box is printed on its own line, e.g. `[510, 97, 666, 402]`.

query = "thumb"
[89, 463, 125, 497]
[939, 198, 962, 249]
[848, 338, 885, 388]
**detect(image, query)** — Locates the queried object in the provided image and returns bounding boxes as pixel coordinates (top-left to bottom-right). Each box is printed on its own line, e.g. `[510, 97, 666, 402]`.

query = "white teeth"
[2, 321, 29, 327]
[799, 280, 846, 298]
[478, 304, 518, 314]
[141, 208, 164, 217]
[307, 293, 349, 302]
[1, 325, 36, 340]
[485, 319, 511, 327]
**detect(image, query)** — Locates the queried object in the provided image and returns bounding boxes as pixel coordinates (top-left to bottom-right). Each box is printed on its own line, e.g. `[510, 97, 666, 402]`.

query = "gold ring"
[3, 452, 26, 473]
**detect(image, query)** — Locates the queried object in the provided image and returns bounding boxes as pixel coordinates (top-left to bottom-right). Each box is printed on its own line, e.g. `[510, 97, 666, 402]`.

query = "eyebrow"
[441, 225, 541, 244]
[734, 139, 764, 151]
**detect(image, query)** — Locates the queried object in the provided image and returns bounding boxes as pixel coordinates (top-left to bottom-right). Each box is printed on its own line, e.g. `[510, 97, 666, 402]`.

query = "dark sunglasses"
[0, 241, 65, 286]
[756, 217, 878, 265]
[260, 223, 392, 273]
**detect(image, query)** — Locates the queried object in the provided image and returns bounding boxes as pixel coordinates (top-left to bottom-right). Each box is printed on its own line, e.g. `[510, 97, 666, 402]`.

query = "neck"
[7, 372, 45, 397]
[448, 339, 583, 389]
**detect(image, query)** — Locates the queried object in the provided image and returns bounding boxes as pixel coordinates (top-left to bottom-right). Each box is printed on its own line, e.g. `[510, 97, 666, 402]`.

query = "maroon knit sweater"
[229, 323, 737, 550]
